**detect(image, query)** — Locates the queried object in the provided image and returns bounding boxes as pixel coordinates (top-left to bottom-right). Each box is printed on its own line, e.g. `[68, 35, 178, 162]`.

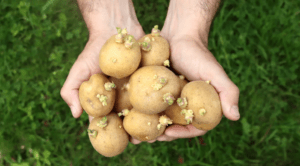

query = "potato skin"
[123, 108, 165, 141]
[138, 34, 170, 66]
[88, 113, 129, 157]
[128, 66, 181, 114]
[109, 77, 132, 113]
[79, 74, 116, 117]
[99, 34, 141, 79]
[181, 81, 222, 131]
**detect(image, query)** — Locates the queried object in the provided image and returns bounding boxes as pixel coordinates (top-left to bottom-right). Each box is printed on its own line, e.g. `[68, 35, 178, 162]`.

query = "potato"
[128, 66, 181, 114]
[87, 112, 129, 157]
[99, 28, 141, 79]
[122, 108, 172, 141]
[163, 75, 189, 125]
[138, 25, 170, 67]
[181, 81, 223, 131]
[109, 77, 132, 113]
[79, 74, 116, 117]
[164, 103, 187, 125]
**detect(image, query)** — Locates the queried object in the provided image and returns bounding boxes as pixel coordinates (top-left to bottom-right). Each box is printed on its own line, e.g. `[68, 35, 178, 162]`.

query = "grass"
[0, 0, 300, 165]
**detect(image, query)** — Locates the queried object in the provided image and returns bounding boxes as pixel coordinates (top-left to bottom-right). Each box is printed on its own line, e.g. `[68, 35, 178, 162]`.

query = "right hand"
[60, 27, 144, 118]
[64, 0, 151, 145]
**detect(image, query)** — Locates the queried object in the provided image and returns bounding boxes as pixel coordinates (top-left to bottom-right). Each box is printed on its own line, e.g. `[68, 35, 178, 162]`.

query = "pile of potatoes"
[79, 26, 223, 157]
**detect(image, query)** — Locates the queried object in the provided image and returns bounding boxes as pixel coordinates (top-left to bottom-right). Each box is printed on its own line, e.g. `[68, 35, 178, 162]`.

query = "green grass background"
[0, 0, 300, 165]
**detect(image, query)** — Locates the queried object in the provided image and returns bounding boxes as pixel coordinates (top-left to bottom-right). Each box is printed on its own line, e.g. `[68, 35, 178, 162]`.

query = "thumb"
[218, 82, 240, 121]
[208, 67, 240, 121]
[60, 57, 93, 118]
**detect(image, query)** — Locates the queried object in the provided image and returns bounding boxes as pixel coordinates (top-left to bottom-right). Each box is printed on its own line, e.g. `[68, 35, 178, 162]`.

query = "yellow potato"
[99, 33, 141, 79]
[123, 108, 171, 141]
[79, 74, 116, 117]
[181, 81, 223, 131]
[128, 66, 181, 114]
[164, 103, 187, 125]
[138, 33, 170, 67]
[163, 75, 189, 125]
[88, 113, 129, 157]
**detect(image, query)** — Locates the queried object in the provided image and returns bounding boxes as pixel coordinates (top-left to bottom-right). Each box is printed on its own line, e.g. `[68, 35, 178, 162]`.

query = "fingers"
[147, 139, 157, 143]
[157, 134, 176, 142]
[130, 137, 158, 144]
[130, 137, 142, 144]
[60, 58, 92, 118]
[130, 126, 206, 143]
[217, 82, 240, 121]
[164, 124, 207, 138]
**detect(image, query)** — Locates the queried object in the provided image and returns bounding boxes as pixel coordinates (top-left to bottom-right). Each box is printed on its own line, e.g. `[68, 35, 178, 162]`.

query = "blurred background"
[0, 0, 299, 165]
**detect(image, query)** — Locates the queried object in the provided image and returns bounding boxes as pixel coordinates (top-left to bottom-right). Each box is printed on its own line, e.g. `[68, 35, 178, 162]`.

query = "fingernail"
[230, 105, 240, 118]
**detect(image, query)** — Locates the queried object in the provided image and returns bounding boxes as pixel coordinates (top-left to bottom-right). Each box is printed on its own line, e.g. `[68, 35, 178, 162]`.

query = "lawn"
[0, 0, 300, 165]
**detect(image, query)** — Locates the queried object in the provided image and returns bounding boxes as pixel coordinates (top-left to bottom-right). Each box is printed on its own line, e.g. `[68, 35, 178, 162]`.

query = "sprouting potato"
[163, 74, 189, 125]
[128, 66, 181, 114]
[87, 112, 129, 157]
[121, 108, 172, 141]
[138, 25, 170, 67]
[79, 74, 116, 117]
[99, 28, 141, 79]
[181, 81, 223, 131]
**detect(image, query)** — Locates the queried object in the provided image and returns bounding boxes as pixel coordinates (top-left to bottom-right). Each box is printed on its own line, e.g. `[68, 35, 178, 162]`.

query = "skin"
[79, 73, 116, 117]
[123, 108, 166, 141]
[181, 81, 222, 130]
[138, 34, 170, 66]
[108, 77, 132, 113]
[99, 34, 141, 79]
[61, 0, 240, 144]
[88, 112, 129, 157]
[132, 0, 240, 144]
[128, 66, 181, 114]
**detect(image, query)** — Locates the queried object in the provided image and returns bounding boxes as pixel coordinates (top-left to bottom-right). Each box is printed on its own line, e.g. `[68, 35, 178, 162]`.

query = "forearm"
[164, 0, 220, 43]
[77, 0, 141, 37]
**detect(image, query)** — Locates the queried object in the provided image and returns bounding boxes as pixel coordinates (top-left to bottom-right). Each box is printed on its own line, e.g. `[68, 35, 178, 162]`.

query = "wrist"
[77, 0, 142, 38]
[162, 0, 220, 45]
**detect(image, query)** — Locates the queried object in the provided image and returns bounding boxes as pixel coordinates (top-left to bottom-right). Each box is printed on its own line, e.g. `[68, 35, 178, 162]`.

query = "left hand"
[130, 22, 241, 144]
[131, 33, 240, 143]
[159, 32, 240, 142]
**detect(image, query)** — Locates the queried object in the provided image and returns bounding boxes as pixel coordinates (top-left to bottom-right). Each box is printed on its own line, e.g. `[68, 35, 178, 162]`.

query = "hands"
[61, 0, 240, 144]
